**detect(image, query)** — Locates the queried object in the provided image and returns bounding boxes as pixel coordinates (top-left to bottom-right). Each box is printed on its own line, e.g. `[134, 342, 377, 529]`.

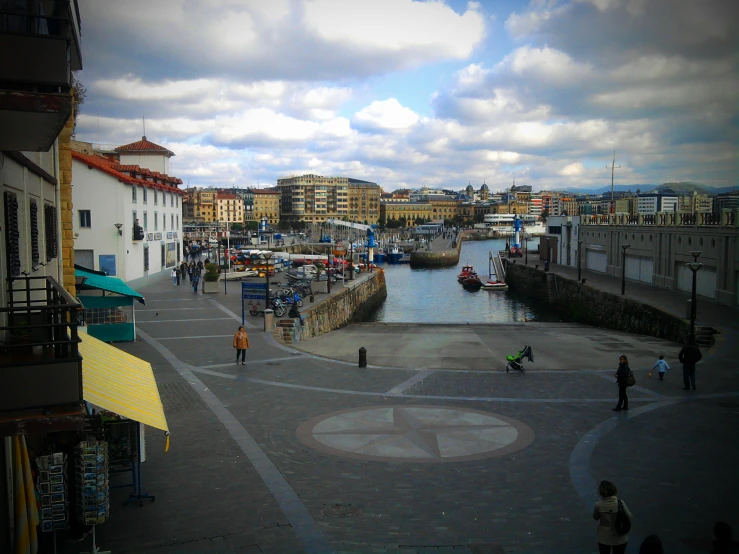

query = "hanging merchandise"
[36, 451, 68, 533]
[75, 440, 110, 526]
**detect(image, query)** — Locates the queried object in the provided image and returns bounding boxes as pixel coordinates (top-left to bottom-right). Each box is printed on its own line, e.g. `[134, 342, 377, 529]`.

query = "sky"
[75, 0, 738, 192]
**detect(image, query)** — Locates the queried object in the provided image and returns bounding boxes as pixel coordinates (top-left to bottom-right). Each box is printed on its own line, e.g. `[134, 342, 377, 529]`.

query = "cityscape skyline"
[74, 0, 737, 191]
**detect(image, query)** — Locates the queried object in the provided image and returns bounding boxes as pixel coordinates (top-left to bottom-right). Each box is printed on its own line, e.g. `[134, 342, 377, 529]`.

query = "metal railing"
[0, 275, 81, 362]
[580, 210, 737, 228]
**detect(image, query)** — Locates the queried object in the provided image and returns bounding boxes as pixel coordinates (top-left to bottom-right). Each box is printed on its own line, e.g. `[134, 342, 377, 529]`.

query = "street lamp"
[264, 251, 273, 313]
[687, 251, 702, 339]
[620, 244, 630, 295]
[577, 240, 583, 281]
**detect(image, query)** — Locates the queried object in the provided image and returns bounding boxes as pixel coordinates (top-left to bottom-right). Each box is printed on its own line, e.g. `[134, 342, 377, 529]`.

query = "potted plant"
[313, 262, 329, 293]
[202, 262, 220, 294]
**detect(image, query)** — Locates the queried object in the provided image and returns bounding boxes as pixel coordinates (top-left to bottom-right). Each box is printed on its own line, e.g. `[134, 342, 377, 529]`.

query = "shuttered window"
[30, 200, 39, 268]
[4, 191, 21, 277]
[144, 245, 149, 271]
[45, 204, 58, 261]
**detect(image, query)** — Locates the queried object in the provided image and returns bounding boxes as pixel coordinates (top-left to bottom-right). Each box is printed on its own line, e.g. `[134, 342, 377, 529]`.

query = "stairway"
[695, 325, 717, 347]
[546, 273, 558, 302]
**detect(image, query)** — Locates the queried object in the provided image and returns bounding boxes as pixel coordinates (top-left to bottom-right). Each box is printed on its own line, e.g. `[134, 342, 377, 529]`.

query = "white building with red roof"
[71, 137, 186, 284]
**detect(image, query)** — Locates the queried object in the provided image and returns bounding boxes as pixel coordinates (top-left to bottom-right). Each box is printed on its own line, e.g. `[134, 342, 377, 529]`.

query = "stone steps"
[273, 319, 298, 344]
[546, 273, 558, 302]
[695, 325, 718, 347]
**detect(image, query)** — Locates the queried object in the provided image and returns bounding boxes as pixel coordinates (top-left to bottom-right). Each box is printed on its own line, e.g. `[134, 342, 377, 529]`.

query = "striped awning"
[78, 330, 169, 443]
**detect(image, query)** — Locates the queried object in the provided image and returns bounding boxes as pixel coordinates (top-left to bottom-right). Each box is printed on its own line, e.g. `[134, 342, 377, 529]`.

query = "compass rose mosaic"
[296, 405, 534, 463]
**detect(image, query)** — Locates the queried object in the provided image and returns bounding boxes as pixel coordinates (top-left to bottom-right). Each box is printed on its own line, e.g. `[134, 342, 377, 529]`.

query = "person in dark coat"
[613, 354, 630, 411]
[180, 261, 187, 282]
[678, 335, 702, 390]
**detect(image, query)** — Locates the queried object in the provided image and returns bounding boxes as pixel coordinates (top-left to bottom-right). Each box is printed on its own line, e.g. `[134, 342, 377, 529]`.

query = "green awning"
[75, 269, 145, 305]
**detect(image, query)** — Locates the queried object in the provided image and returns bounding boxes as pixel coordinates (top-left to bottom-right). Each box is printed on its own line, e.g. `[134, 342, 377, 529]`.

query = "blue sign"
[241, 282, 267, 322]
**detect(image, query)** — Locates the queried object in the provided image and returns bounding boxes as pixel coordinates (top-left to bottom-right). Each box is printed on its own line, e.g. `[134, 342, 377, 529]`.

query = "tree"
[398, 216, 407, 228]
[230, 223, 244, 232]
[71, 75, 87, 138]
[540, 208, 550, 223]
[245, 221, 258, 231]
[473, 212, 484, 224]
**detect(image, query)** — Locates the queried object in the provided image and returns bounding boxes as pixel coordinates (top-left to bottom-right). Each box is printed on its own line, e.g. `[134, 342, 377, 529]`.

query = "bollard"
[358, 347, 367, 368]
[310, 294, 315, 303]
[263, 309, 274, 332]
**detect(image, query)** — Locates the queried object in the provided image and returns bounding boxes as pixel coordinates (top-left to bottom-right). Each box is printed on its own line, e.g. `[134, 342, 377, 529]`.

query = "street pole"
[621, 244, 630, 295]
[687, 251, 702, 339]
[264, 252, 272, 313]
[577, 240, 583, 281]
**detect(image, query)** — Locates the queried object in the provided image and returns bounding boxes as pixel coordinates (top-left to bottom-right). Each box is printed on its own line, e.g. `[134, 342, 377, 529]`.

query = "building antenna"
[607, 150, 621, 212]
[142, 116, 146, 138]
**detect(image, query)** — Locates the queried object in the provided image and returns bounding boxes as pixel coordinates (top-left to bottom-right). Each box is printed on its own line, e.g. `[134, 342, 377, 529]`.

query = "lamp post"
[577, 240, 583, 281]
[687, 251, 702, 339]
[264, 251, 273, 313]
[524, 233, 529, 265]
[620, 244, 630, 295]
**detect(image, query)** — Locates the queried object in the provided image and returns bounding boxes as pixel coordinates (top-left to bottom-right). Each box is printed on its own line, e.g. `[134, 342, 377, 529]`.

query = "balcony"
[0, 276, 84, 433]
[0, 0, 83, 151]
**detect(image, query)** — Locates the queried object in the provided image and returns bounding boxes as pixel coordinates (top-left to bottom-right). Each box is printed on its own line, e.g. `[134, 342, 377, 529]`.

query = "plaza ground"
[62, 260, 739, 554]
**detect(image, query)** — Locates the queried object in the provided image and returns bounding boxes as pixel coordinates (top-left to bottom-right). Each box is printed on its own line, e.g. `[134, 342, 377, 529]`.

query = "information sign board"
[241, 282, 267, 322]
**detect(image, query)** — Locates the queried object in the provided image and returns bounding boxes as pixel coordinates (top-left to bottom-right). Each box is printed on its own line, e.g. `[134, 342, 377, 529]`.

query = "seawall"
[503, 260, 689, 342]
[274, 270, 387, 343]
[409, 236, 463, 268]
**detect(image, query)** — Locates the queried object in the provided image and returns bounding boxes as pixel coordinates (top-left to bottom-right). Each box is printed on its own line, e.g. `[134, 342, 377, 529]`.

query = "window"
[170, 193, 174, 207]
[154, 190, 158, 205]
[154, 212, 158, 231]
[176, 214, 179, 228]
[143, 245, 149, 271]
[79, 209, 91, 228]
[132, 210, 137, 227]
[143, 188, 148, 204]
[30, 200, 39, 269]
[132, 185, 137, 203]
[4, 191, 21, 277]
[44, 204, 58, 261]
[143, 212, 148, 231]
[171, 214, 174, 229]
[163, 214, 166, 231]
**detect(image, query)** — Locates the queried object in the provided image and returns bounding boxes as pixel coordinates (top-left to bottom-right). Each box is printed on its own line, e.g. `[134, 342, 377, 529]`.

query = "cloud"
[559, 162, 585, 176]
[352, 99, 420, 132]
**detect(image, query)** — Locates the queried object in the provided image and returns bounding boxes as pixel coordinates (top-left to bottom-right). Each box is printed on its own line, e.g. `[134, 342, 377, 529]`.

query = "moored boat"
[482, 280, 509, 291]
[462, 274, 483, 290]
[386, 244, 403, 264]
[457, 265, 475, 282]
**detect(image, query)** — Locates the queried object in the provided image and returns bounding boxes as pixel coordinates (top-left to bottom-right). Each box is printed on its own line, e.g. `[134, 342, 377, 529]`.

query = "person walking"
[192, 270, 200, 294]
[593, 480, 632, 554]
[180, 261, 187, 282]
[613, 355, 630, 411]
[171, 267, 177, 285]
[188, 261, 194, 282]
[175, 267, 181, 286]
[233, 325, 249, 365]
[679, 335, 702, 390]
[652, 354, 670, 381]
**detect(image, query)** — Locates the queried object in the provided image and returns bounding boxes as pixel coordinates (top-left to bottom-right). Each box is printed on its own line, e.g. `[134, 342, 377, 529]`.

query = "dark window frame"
[79, 209, 91, 228]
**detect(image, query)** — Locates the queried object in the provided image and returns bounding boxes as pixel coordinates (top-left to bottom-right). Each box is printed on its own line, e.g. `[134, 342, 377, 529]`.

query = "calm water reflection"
[365, 238, 555, 324]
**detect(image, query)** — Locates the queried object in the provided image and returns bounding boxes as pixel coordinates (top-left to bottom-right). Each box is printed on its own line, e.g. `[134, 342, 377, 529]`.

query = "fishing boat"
[457, 265, 475, 282]
[462, 274, 483, 290]
[373, 248, 386, 264]
[386, 244, 403, 264]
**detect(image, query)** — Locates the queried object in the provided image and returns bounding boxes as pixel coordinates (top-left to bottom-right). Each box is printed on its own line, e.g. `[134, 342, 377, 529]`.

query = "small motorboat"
[457, 265, 475, 282]
[462, 274, 483, 290]
[482, 280, 509, 291]
[386, 244, 403, 264]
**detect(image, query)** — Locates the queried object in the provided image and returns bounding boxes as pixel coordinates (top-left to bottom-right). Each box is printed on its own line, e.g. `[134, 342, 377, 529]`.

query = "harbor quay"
[64, 258, 739, 554]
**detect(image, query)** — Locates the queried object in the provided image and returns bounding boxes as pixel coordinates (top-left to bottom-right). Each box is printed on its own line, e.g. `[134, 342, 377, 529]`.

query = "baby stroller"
[506, 345, 534, 372]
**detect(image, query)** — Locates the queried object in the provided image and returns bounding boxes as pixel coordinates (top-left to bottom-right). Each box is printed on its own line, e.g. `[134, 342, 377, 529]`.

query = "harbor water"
[365, 238, 557, 324]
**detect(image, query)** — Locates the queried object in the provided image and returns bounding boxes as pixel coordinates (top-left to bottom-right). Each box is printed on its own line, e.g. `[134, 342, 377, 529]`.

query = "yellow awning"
[78, 330, 169, 438]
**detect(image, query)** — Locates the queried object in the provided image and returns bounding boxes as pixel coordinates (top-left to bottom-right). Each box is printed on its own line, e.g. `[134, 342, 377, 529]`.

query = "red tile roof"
[114, 136, 175, 157]
[72, 151, 186, 194]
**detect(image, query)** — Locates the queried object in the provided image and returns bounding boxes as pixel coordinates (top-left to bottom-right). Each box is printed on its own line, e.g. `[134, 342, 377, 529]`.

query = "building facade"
[380, 201, 433, 226]
[71, 139, 185, 284]
[348, 178, 381, 225]
[216, 192, 244, 224]
[252, 188, 281, 225]
[277, 174, 348, 224]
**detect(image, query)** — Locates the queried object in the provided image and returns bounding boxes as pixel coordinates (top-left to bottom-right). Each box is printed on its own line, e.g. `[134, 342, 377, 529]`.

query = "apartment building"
[637, 194, 678, 214]
[252, 188, 281, 225]
[678, 193, 713, 213]
[348, 178, 381, 225]
[380, 201, 433, 226]
[216, 192, 244, 224]
[277, 174, 348, 224]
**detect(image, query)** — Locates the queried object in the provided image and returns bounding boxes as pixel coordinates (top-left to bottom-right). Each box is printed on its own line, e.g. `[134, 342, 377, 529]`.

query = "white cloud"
[559, 162, 585, 176]
[304, 0, 485, 59]
[353, 99, 420, 131]
[502, 46, 592, 85]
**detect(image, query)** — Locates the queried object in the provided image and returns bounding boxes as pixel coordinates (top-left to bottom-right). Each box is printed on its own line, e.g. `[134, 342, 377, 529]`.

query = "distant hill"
[557, 182, 738, 195]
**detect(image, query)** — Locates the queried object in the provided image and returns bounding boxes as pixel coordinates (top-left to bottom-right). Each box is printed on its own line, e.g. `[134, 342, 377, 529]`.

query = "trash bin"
[264, 309, 274, 332]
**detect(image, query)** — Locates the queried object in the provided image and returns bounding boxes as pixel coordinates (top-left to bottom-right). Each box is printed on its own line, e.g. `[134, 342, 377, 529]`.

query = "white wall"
[547, 215, 581, 268]
[72, 159, 183, 282]
[118, 152, 170, 175]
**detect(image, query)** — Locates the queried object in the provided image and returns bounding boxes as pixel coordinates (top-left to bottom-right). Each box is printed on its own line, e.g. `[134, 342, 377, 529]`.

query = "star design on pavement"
[305, 406, 528, 461]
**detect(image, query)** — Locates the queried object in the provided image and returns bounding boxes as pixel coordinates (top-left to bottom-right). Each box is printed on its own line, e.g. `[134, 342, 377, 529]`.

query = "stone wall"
[409, 237, 462, 268]
[277, 271, 387, 343]
[504, 260, 690, 342]
[59, 108, 75, 297]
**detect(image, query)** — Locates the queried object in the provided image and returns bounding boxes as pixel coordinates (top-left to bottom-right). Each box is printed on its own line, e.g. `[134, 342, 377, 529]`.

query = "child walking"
[652, 354, 670, 381]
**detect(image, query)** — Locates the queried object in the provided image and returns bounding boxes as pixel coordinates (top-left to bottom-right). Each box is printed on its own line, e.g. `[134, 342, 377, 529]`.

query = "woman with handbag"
[613, 355, 631, 411]
[593, 480, 632, 554]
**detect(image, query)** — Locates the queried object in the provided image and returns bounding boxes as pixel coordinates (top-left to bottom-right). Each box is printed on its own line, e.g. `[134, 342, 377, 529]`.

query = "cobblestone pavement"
[65, 273, 738, 554]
